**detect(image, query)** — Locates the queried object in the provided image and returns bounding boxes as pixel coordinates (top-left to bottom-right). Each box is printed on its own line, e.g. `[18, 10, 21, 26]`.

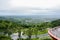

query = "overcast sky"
[0, 0, 60, 15]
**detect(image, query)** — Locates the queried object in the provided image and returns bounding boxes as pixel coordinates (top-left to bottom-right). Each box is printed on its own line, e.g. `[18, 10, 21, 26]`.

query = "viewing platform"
[48, 26, 60, 40]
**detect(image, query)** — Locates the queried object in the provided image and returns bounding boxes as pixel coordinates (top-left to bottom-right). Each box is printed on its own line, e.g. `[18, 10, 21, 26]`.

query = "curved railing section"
[48, 27, 60, 40]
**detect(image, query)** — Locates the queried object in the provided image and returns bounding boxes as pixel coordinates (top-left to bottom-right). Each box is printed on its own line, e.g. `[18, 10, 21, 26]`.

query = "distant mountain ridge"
[0, 15, 60, 24]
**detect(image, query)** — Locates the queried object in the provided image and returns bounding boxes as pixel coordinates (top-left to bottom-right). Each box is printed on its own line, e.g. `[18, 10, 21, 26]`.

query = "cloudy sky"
[0, 0, 60, 15]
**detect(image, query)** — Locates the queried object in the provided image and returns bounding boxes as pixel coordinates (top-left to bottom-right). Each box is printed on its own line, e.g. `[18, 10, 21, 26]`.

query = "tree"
[26, 27, 33, 40]
[0, 35, 11, 40]
[33, 27, 38, 38]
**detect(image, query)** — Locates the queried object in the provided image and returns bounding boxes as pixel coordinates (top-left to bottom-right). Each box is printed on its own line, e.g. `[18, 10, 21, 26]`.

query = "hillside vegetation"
[0, 16, 60, 40]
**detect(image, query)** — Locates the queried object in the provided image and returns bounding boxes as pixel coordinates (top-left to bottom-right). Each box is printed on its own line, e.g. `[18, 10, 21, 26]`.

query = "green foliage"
[0, 35, 11, 40]
[19, 37, 51, 40]
[39, 37, 51, 40]
[51, 19, 60, 27]
[0, 18, 60, 40]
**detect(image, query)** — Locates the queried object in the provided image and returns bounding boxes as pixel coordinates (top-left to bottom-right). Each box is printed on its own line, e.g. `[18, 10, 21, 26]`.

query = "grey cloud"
[0, 0, 10, 10]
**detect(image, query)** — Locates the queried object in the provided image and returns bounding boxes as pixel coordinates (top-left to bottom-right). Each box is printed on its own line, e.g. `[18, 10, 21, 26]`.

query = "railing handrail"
[48, 29, 60, 40]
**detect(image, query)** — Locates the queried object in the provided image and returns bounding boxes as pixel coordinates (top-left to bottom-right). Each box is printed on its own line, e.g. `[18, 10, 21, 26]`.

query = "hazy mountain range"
[0, 15, 60, 23]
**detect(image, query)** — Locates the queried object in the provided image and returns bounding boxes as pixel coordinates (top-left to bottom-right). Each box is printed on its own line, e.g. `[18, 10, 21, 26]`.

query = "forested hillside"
[0, 16, 60, 40]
